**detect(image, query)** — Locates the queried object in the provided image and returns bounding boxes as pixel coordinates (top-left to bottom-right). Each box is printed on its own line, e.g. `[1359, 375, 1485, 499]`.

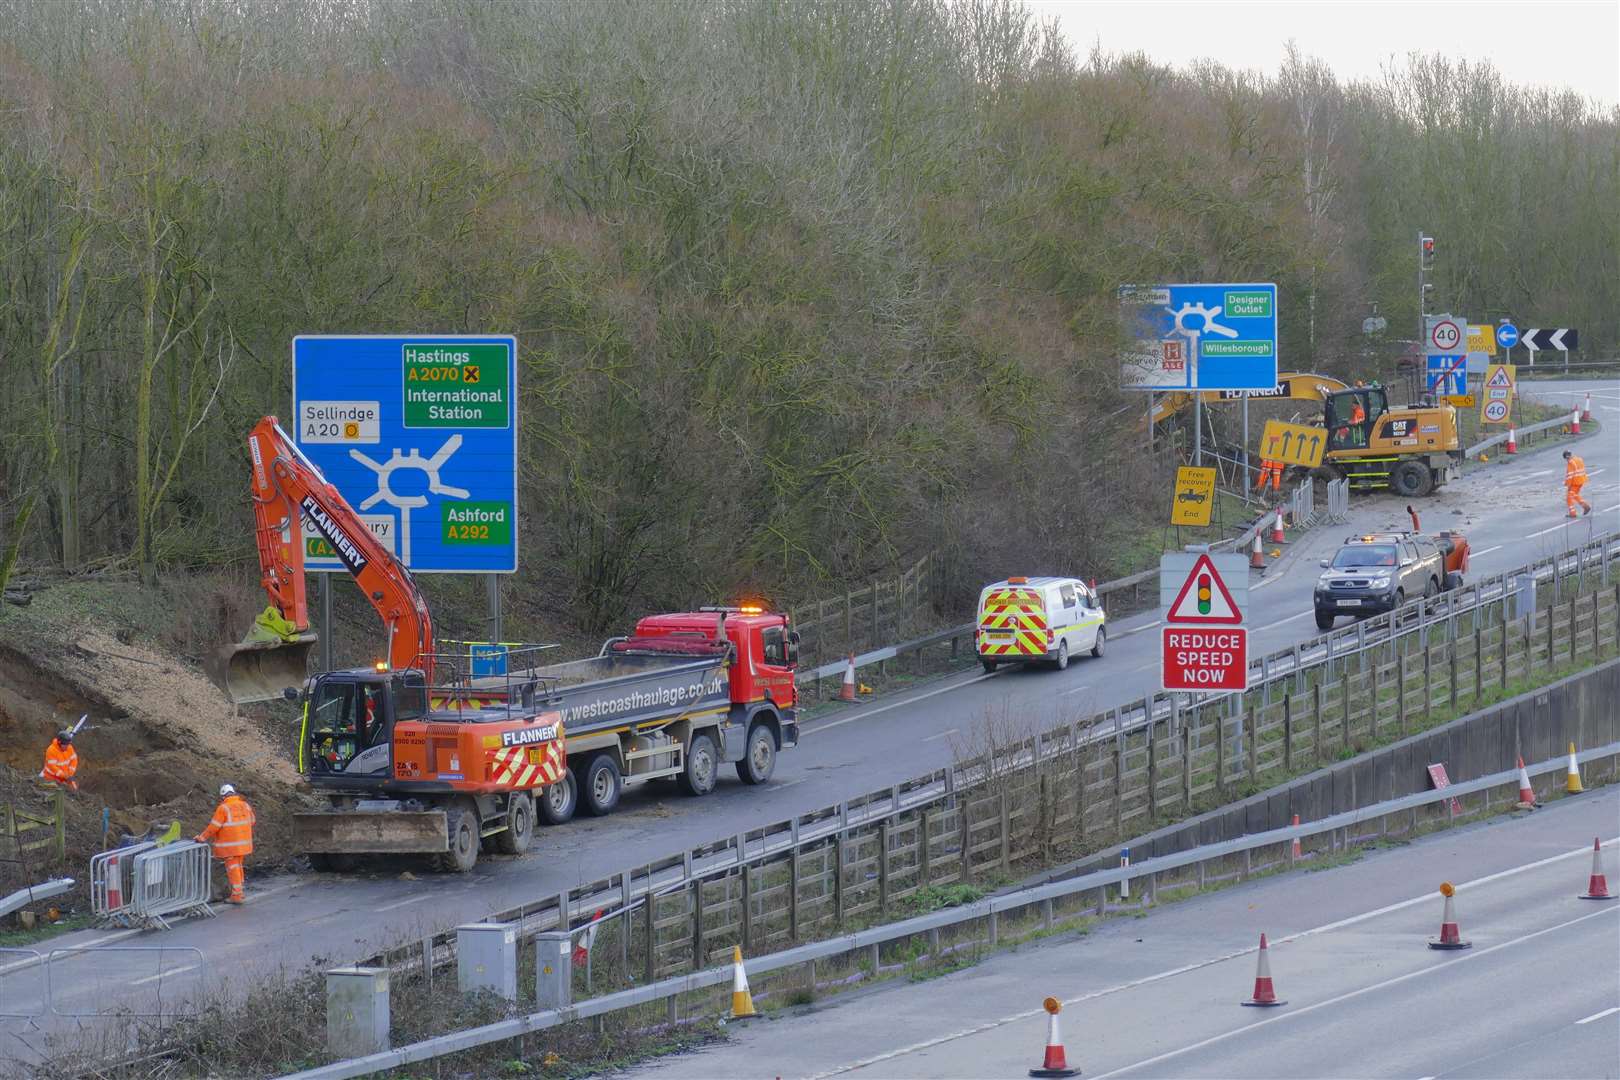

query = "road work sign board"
[1466, 324, 1496, 354]
[1161, 552, 1247, 692]
[292, 335, 519, 574]
[1259, 419, 1326, 468]
[1425, 354, 1466, 396]
[1480, 363, 1516, 424]
[1170, 466, 1217, 526]
[1120, 283, 1279, 391]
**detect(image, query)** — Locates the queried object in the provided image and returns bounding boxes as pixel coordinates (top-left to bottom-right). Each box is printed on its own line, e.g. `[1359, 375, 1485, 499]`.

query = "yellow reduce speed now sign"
[1171, 466, 1217, 526]
[1259, 420, 1327, 469]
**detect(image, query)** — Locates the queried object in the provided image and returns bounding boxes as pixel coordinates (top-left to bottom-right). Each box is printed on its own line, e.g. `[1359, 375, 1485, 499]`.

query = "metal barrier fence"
[288, 740, 1620, 1080]
[1324, 477, 1350, 523]
[89, 841, 213, 929]
[46, 945, 205, 1017]
[0, 947, 44, 1020]
[1465, 410, 1579, 458]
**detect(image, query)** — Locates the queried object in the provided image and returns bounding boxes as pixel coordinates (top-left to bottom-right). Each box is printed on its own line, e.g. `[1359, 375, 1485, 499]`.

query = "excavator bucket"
[294, 810, 449, 854]
[208, 606, 318, 704]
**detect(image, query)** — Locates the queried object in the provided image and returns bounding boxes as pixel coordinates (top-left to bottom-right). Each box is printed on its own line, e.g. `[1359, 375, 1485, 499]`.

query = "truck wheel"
[1090, 627, 1106, 658]
[493, 792, 534, 855]
[1445, 570, 1464, 591]
[537, 771, 577, 826]
[577, 754, 622, 816]
[1391, 460, 1431, 497]
[436, 804, 479, 873]
[678, 732, 719, 797]
[1315, 610, 1334, 631]
[736, 723, 777, 785]
[980, 658, 998, 674]
[1053, 640, 1069, 671]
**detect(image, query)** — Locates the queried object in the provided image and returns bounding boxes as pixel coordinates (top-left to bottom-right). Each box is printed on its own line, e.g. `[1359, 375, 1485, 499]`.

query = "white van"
[975, 576, 1106, 673]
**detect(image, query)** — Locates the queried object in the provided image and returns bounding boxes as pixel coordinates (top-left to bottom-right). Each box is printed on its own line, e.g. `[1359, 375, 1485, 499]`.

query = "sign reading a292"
[293, 335, 518, 574]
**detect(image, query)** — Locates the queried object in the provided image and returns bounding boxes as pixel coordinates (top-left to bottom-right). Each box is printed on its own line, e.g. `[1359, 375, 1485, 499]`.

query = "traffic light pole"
[1416, 228, 1426, 347]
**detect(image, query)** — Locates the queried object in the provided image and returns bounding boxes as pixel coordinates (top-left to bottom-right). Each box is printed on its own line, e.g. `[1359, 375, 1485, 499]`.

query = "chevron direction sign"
[1521, 328, 1578, 351]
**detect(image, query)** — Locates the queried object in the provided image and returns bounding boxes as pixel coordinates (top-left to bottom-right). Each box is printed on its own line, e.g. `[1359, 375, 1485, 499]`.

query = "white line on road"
[0, 928, 141, 978]
[1059, 684, 1093, 698]
[799, 832, 1620, 1080]
[1575, 1006, 1620, 1025]
[1255, 611, 1313, 633]
[1470, 545, 1503, 558]
[1525, 506, 1620, 539]
[377, 894, 433, 913]
[805, 672, 997, 735]
[130, 963, 197, 987]
[921, 729, 958, 743]
[1114, 621, 1159, 637]
[1089, 907, 1620, 1080]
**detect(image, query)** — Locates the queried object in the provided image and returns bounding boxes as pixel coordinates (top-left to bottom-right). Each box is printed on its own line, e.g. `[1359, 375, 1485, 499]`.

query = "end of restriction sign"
[1162, 627, 1247, 691]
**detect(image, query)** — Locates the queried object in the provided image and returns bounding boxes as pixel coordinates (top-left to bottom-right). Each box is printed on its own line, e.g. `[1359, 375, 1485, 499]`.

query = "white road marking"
[377, 894, 433, 912]
[1525, 506, 1620, 538]
[921, 728, 959, 743]
[1576, 1006, 1620, 1025]
[1470, 545, 1503, 558]
[805, 672, 997, 735]
[130, 963, 198, 987]
[799, 833, 1620, 1080]
[1090, 907, 1619, 1080]
[0, 928, 141, 977]
[1255, 611, 1313, 633]
[1059, 684, 1093, 698]
[1114, 620, 1160, 637]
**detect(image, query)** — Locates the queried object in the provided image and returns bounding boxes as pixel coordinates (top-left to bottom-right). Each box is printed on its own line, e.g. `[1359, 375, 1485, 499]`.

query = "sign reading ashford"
[1259, 419, 1327, 469]
[1120, 283, 1279, 391]
[1161, 552, 1247, 692]
[292, 335, 518, 574]
[1170, 466, 1217, 527]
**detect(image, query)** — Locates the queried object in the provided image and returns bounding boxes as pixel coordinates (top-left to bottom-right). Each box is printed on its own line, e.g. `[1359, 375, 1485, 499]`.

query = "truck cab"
[631, 606, 800, 711]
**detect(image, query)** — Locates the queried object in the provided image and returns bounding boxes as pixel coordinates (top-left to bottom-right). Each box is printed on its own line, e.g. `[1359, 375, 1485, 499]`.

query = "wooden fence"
[0, 789, 67, 873]
[787, 552, 936, 664]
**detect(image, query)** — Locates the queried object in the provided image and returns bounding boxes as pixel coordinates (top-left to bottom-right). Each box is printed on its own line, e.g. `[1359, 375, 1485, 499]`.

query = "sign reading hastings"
[293, 335, 519, 574]
[1161, 552, 1247, 692]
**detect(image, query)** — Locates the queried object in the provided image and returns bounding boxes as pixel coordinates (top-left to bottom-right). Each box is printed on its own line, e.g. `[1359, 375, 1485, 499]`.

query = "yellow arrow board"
[1481, 363, 1516, 424]
[1171, 466, 1217, 526]
[1259, 420, 1327, 469]
[1445, 394, 1476, 408]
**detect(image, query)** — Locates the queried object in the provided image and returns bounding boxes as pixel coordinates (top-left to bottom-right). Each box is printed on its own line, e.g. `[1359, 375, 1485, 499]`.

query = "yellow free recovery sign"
[1171, 466, 1217, 526]
[1260, 420, 1327, 469]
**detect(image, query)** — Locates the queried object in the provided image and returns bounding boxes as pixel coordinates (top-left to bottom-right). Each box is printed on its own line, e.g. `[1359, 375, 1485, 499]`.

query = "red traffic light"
[1421, 236, 1435, 254]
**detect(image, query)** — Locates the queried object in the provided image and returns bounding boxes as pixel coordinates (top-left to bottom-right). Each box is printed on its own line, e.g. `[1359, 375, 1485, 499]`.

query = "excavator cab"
[299, 670, 427, 782]
[1323, 387, 1387, 451]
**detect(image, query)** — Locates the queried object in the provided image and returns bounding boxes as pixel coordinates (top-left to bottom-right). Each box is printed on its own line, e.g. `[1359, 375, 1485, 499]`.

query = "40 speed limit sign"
[1480, 363, 1516, 425]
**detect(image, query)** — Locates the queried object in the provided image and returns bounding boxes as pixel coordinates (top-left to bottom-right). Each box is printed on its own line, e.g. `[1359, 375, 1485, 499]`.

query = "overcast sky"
[1024, 0, 1619, 108]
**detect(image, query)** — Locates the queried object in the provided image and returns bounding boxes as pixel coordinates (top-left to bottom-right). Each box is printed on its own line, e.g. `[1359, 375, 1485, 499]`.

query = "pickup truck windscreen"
[1332, 546, 1397, 568]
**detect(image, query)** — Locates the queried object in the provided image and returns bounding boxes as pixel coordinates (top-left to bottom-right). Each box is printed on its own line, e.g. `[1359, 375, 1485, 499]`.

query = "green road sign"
[404, 342, 510, 428]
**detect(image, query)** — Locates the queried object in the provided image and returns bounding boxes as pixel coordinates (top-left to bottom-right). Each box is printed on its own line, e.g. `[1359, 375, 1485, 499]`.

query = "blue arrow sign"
[292, 335, 519, 574]
[1496, 322, 1519, 348]
[1121, 283, 1279, 391]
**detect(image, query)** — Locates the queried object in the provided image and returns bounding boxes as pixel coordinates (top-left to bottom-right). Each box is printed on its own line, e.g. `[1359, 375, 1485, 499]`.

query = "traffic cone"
[1241, 933, 1286, 1006]
[1505, 427, 1517, 454]
[1570, 408, 1581, 436]
[838, 654, 857, 702]
[1582, 393, 1593, 422]
[730, 945, 757, 1018]
[1566, 742, 1584, 794]
[1579, 838, 1616, 901]
[1270, 508, 1286, 544]
[1028, 997, 1077, 1078]
[1515, 756, 1538, 808]
[1250, 531, 1265, 570]
[1428, 882, 1472, 949]
[1290, 814, 1301, 860]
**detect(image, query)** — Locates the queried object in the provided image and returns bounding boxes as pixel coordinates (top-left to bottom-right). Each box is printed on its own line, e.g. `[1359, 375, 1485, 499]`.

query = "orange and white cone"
[1428, 882, 1471, 949]
[1570, 408, 1582, 436]
[1241, 933, 1285, 1006]
[838, 654, 857, 703]
[1582, 393, 1593, 423]
[1566, 742, 1584, 794]
[730, 945, 757, 1018]
[1580, 838, 1616, 901]
[1250, 531, 1265, 570]
[1028, 997, 1077, 1077]
[1505, 427, 1517, 454]
[1270, 509, 1286, 544]
[1515, 756, 1538, 808]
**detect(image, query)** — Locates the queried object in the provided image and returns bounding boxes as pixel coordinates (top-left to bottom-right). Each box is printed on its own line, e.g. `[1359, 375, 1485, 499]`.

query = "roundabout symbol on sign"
[1431, 319, 1462, 351]
[1482, 400, 1509, 422]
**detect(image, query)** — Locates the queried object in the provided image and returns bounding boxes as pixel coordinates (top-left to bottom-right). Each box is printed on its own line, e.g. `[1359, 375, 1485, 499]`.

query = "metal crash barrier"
[89, 841, 214, 929]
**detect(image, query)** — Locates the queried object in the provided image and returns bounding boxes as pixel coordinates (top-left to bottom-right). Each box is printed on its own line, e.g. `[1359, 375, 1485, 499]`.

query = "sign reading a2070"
[292, 335, 518, 574]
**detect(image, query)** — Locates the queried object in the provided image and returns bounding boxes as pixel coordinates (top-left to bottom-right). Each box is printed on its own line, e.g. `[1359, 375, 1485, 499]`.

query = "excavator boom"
[214, 417, 436, 703]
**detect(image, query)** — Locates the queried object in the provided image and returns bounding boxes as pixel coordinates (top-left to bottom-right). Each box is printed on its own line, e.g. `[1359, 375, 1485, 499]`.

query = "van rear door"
[977, 583, 1049, 659]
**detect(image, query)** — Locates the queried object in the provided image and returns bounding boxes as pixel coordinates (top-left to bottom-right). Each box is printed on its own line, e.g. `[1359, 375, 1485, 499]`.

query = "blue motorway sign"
[1425, 354, 1466, 396]
[292, 336, 518, 574]
[1496, 322, 1520, 349]
[1120, 283, 1279, 391]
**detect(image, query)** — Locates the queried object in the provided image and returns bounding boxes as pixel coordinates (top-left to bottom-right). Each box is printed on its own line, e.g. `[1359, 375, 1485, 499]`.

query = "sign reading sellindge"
[293, 336, 518, 574]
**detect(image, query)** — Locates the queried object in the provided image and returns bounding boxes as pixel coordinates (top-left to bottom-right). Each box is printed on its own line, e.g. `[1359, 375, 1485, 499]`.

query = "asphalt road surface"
[633, 789, 1620, 1079]
[2, 385, 1614, 1053]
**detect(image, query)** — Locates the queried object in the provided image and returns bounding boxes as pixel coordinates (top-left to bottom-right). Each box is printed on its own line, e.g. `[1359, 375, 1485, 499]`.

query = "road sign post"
[1161, 553, 1247, 692]
[292, 335, 519, 574]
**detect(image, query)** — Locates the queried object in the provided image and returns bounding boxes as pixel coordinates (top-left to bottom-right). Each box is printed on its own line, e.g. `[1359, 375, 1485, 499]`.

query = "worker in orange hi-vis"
[1258, 459, 1283, 492]
[196, 783, 256, 904]
[1564, 450, 1592, 518]
[39, 730, 79, 792]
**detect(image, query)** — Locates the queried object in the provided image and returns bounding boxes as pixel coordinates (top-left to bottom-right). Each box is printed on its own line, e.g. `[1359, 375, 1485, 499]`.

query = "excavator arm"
[215, 417, 436, 703]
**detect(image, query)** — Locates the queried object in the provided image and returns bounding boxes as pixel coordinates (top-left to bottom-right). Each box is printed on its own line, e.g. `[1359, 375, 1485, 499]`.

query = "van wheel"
[736, 723, 777, 785]
[1053, 640, 1069, 671]
[577, 754, 622, 817]
[493, 793, 534, 855]
[436, 804, 479, 873]
[980, 658, 997, 674]
[1424, 577, 1439, 598]
[1090, 626, 1106, 658]
[678, 733, 719, 797]
[537, 771, 577, 825]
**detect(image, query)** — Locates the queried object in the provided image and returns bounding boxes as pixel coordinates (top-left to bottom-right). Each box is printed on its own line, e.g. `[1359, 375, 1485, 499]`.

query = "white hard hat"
[219, 783, 237, 797]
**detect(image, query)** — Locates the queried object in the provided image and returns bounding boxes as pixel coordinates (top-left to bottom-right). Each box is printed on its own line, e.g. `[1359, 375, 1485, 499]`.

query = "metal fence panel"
[131, 842, 215, 927]
[90, 842, 153, 921]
